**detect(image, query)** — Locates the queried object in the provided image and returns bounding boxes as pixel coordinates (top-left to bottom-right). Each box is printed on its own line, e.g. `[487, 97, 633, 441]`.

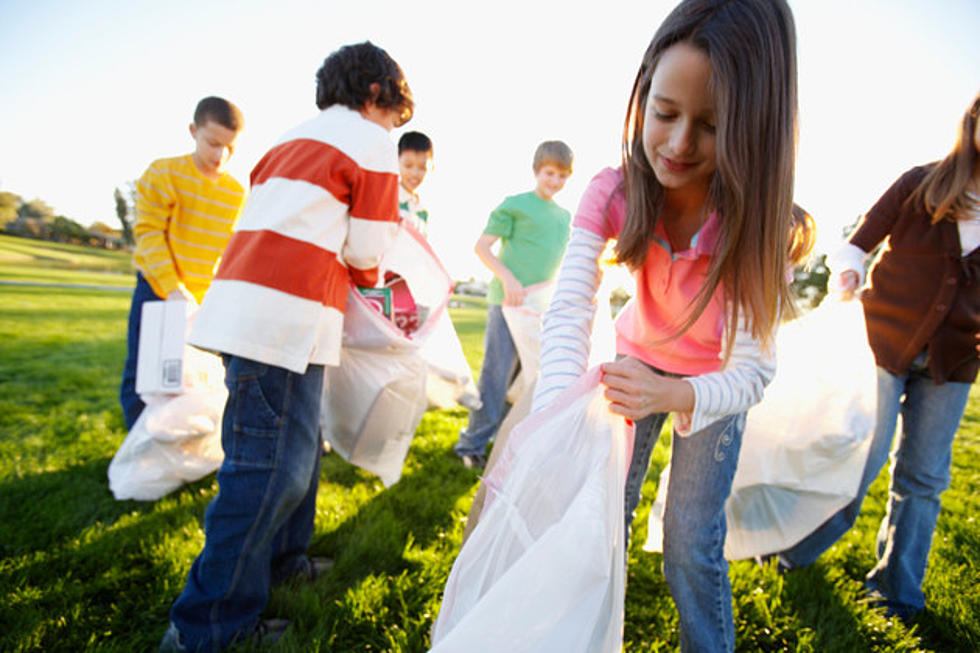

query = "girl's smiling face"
[642, 42, 717, 196]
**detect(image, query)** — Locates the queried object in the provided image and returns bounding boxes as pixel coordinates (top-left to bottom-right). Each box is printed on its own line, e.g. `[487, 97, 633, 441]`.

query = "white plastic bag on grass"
[430, 368, 629, 653]
[109, 331, 227, 501]
[644, 299, 876, 560]
[321, 345, 427, 487]
[322, 223, 473, 486]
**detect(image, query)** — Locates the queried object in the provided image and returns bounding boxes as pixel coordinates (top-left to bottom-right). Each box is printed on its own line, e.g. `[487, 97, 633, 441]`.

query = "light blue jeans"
[627, 404, 746, 653]
[167, 355, 324, 651]
[779, 353, 970, 615]
[454, 304, 518, 457]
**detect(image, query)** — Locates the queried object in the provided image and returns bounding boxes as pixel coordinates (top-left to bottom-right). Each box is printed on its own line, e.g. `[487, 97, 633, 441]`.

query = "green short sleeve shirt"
[483, 191, 571, 304]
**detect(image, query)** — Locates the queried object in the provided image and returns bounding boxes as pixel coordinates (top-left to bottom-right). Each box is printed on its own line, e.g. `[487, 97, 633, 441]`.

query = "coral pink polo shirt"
[573, 167, 724, 376]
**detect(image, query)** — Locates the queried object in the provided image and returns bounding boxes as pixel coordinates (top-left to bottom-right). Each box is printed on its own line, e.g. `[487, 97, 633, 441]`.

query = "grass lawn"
[0, 234, 134, 289]
[1, 250, 978, 652]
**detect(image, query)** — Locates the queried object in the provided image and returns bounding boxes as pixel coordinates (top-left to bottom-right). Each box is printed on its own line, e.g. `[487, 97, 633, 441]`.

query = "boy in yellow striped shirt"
[120, 96, 246, 430]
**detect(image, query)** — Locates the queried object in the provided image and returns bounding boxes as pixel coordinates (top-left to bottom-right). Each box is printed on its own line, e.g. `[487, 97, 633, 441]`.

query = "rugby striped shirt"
[189, 105, 401, 373]
[132, 155, 246, 302]
[531, 167, 775, 435]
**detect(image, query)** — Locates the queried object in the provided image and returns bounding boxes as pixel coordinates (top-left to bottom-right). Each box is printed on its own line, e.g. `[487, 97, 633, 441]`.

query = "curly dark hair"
[315, 41, 413, 127]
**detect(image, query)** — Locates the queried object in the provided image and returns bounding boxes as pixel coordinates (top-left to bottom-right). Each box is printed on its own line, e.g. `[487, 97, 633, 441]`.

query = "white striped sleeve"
[680, 319, 777, 435]
[531, 227, 607, 412]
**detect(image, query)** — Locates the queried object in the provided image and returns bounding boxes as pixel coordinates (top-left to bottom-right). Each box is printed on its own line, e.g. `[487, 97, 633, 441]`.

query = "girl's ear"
[368, 82, 381, 103]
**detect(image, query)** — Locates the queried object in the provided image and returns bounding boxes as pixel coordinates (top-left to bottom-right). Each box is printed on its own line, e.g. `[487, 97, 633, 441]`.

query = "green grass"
[1, 262, 978, 651]
[0, 233, 134, 289]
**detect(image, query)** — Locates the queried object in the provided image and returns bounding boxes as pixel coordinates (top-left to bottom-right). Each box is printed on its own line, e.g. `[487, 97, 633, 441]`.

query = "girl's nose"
[670, 122, 695, 156]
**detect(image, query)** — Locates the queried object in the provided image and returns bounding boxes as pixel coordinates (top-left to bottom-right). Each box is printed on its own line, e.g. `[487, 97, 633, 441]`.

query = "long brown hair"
[909, 91, 980, 223]
[616, 0, 799, 352]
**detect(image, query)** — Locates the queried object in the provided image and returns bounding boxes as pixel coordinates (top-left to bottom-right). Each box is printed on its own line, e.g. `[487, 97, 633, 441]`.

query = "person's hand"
[839, 270, 860, 301]
[600, 357, 694, 422]
[167, 286, 197, 305]
[501, 275, 527, 306]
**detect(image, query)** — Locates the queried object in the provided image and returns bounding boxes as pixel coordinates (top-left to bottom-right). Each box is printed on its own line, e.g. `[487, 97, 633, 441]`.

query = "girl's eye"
[702, 122, 716, 134]
[653, 111, 675, 121]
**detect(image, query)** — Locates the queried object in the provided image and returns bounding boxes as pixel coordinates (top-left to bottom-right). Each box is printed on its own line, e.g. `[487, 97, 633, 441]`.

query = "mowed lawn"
[1, 235, 978, 652]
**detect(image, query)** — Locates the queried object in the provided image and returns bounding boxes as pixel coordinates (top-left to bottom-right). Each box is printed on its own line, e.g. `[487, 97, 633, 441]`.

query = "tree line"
[0, 186, 135, 250]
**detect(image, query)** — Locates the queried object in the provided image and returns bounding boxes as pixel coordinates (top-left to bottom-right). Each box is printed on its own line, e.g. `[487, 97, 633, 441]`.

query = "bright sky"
[1, 0, 977, 281]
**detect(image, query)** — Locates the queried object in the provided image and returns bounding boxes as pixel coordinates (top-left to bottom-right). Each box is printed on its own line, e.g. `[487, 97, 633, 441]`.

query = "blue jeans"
[780, 353, 970, 614]
[454, 304, 518, 457]
[120, 272, 164, 430]
[627, 404, 746, 653]
[780, 354, 969, 614]
[168, 355, 324, 651]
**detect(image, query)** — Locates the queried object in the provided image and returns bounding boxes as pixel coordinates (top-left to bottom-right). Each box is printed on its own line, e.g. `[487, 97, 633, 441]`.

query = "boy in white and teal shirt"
[397, 131, 432, 236]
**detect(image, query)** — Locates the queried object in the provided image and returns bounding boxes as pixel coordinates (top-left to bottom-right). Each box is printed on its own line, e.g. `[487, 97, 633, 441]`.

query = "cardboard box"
[136, 300, 188, 395]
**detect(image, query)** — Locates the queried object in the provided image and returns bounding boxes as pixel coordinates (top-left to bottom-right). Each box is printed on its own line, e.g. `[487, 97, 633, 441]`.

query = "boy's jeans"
[168, 355, 324, 651]
[627, 400, 746, 653]
[780, 354, 969, 614]
[454, 304, 518, 457]
[119, 272, 163, 430]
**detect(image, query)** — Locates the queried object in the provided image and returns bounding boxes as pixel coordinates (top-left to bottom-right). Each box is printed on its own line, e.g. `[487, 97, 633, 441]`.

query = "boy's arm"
[343, 164, 401, 288]
[132, 164, 193, 302]
[475, 233, 526, 306]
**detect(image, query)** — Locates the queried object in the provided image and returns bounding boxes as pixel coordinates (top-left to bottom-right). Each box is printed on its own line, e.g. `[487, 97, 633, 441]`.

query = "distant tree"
[7, 197, 55, 238]
[0, 191, 21, 229]
[17, 198, 55, 220]
[790, 253, 830, 310]
[49, 215, 90, 244]
[114, 186, 135, 246]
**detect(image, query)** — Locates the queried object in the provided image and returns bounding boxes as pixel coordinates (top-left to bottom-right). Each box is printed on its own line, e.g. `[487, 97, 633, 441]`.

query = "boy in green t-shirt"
[453, 140, 573, 468]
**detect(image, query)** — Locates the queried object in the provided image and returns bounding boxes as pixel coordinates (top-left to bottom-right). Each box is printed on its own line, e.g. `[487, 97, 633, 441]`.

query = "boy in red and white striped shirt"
[160, 42, 413, 652]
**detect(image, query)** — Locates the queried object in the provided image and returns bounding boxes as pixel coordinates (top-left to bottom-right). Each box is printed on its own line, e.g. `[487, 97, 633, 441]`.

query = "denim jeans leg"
[454, 304, 518, 457]
[270, 437, 323, 584]
[119, 272, 163, 430]
[624, 410, 670, 541]
[779, 365, 904, 568]
[168, 356, 324, 651]
[662, 413, 745, 653]
[865, 370, 969, 612]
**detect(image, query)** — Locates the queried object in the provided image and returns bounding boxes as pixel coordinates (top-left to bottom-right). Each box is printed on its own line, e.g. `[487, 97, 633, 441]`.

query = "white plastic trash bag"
[109, 307, 227, 501]
[430, 368, 629, 653]
[644, 299, 877, 560]
[321, 345, 427, 487]
[421, 310, 481, 411]
[501, 281, 553, 404]
[322, 223, 469, 486]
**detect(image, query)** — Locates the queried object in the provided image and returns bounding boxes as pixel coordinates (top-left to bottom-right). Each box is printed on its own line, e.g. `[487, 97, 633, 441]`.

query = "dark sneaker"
[459, 453, 487, 470]
[274, 555, 334, 585]
[250, 618, 290, 644]
[159, 619, 291, 651]
[754, 553, 791, 575]
[865, 587, 920, 623]
[159, 623, 186, 653]
[310, 556, 334, 580]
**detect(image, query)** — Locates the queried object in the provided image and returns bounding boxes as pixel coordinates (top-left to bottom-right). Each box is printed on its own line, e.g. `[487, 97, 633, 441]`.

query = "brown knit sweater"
[853, 165, 980, 384]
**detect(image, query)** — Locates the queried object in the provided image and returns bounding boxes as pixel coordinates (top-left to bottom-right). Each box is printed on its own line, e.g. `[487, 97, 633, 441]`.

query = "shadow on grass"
[0, 396, 472, 652]
[0, 461, 217, 651]
[776, 561, 971, 652]
[777, 566, 879, 652]
[0, 457, 150, 557]
[265, 441, 479, 651]
[913, 611, 979, 653]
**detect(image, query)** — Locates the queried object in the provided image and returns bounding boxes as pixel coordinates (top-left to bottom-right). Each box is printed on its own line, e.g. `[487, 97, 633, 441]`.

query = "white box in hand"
[136, 300, 188, 396]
